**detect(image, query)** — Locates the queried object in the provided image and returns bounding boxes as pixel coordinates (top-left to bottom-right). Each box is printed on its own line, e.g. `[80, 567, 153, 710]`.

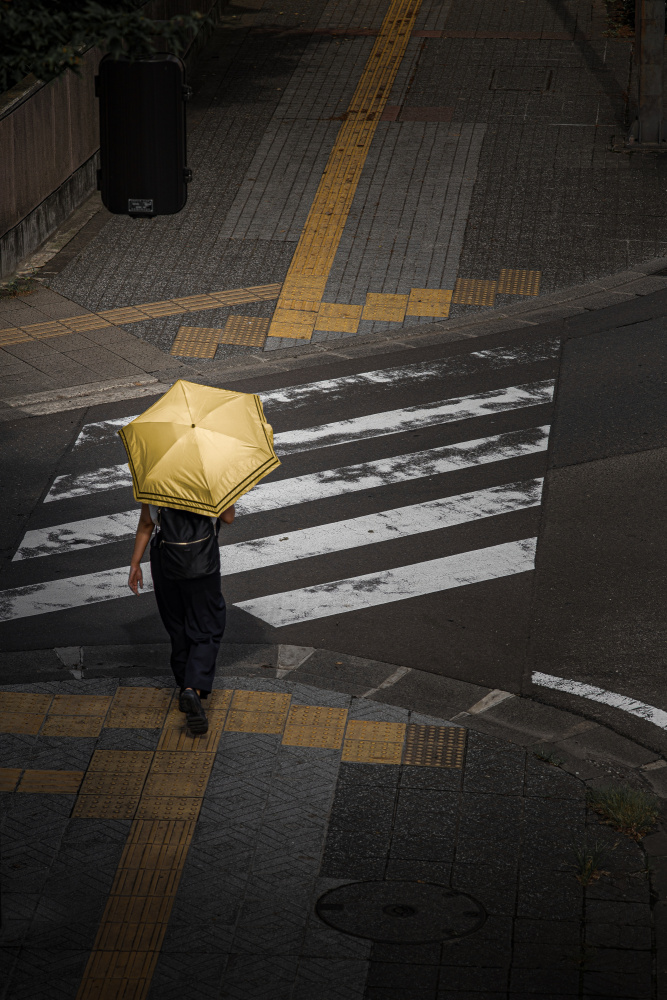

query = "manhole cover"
[315, 881, 486, 943]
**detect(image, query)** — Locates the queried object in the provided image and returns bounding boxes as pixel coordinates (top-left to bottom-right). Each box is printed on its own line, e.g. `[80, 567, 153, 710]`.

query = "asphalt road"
[2, 315, 667, 746]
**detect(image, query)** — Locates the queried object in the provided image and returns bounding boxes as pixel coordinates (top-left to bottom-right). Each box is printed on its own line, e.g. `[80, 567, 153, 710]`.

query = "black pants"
[150, 547, 226, 695]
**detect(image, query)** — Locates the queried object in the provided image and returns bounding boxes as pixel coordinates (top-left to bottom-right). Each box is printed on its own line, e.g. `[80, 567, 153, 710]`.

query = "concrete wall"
[0, 0, 223, 279]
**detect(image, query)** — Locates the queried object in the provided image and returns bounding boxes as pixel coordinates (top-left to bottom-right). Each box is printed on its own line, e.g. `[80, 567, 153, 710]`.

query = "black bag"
[156, 507, 220, 580]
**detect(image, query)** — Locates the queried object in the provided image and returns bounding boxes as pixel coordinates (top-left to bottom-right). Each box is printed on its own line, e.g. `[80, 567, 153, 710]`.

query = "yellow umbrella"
[118, 380, 280, 516]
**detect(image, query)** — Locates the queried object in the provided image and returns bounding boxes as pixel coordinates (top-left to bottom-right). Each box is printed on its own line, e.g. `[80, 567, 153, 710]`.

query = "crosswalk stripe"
[47, 381, 553, 501]
[16, 427, 549, 560]
[0, 505, 539, 623]
[0, 566, 146, 622]
[71, 339, 559, 450]
[235, 538, 538, 627]
[220, 479, 542, 573]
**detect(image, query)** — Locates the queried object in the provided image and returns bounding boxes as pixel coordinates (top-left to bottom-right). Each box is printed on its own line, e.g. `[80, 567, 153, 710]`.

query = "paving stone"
[292, 958, 371, 999]
[219, 955, 299, 1000]
[0, 734, 36, 768]
[147, 953, 226, 1000]
[462, 748, 526, 795]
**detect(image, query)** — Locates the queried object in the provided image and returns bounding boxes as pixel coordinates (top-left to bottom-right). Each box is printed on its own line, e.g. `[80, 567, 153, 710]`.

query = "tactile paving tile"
[0, 711, 45, 735]
[126, 818, 196, 847]
[79, 772, 148, 796]
[406, 288, 452, 318]
[497, 268, 541, 296]
[61, 314, 111, 332]
[172, 293, 221, 310]
[88, 750, 154, 773]
[150, 752, 215, 775]
[452, 278, 498, 307]
[0, 692, 52, 714]
[81, 949, 159, 981]
[0, 767, 22, 791]
[314, 303, 362, 333]
[73, 794, 141, 819]
[220, 315, 270, 347]
[345, 720, 406, 742]
[134, 796, 203, 821]
[282, 706, 348, 747]
[111, 688, 172, 711]
[142, 772, 210, 798]
[224, 709, 288, 734]
[17, 769, 83, 793]
[23, 320, 70, 337]
[230, 690, 290, 712]
[50, 694, 112, 716]
[157, 716, 226, 751]
[341, 740, 404, 764]
[403, 724, 467, 768]
[137, 301, 183, 318]
[42, 716, 104, 738]
[361, 292, 408, 322]
[170, 326, 220, 358]
[98, 306, 150, 324]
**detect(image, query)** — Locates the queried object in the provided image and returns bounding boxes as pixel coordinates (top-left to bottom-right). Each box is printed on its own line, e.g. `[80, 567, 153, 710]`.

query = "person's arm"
[128, 504, 154, 594]
[220, 504, 235, 525]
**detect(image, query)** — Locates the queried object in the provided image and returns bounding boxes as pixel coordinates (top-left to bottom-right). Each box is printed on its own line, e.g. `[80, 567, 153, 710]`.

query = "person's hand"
[128, 563, 143, 595]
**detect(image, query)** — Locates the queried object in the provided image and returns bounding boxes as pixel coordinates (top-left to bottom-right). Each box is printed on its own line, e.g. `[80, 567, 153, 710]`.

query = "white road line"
[273, 380, 553, 456]
[222, 479, 542, 573]
[531, 671, 667, 730]
[17, 427, 549, 559]
[236, 538, 538, 627]
[0, 566, 151, 622]
[0, 529, 537, 624]
[49, 381, 553, 500]
[72, 340, 559, 449]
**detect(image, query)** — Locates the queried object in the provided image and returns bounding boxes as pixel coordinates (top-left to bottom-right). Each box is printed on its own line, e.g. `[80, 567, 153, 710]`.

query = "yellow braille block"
[314, 303, 363, 333]
[406, 288, 452, 318]
[361, 293, 408, 323]
[341, 739, 404, 764]
[0, 767, 23, 791]
[224, 709, 288, 734]
[98, 306, 150, 324]
[42, 716, 105, 738]
[50, 694, 112, 716]
[452, 278, 498, 307]
[72, 795, 141, 819]
[282, 705, 348, 747]
[61, 315, 111, 332]
[88, 750, 154, 773]
[0, 692, 52, 714]
[18, 769, 84, 793]
[220, 315, 270, 347]
[170, 326, 220, 359]
[134, 796, 203, 821]
[345, 720, 406, 743]
[0, 711, 45, 735]
[136, 301, 183, 318]
[78, 772, 148, 797]
[403, 724, 466, 768]
[497, 268, 541, 296]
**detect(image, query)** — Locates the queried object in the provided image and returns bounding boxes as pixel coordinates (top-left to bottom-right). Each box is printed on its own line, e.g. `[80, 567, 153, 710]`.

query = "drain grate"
[315, 881, 486, 943]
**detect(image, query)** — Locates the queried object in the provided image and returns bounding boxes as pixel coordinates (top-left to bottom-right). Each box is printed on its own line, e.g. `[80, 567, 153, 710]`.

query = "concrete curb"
[3, 256, 667, 418]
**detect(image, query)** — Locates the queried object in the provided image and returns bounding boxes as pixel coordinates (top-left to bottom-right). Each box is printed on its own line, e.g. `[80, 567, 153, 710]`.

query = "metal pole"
[634, 0, 665, 143]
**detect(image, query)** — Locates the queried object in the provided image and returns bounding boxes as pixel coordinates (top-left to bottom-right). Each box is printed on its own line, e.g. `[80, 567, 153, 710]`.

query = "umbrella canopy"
[118, 380, 280, 516]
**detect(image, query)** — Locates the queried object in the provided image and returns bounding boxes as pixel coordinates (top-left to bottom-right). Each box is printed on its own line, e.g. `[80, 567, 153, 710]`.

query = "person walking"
[127, 502, 235, 735]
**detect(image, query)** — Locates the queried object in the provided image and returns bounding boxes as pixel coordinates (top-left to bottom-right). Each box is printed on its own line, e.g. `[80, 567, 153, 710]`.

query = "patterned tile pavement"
[0, 675, 653, 999]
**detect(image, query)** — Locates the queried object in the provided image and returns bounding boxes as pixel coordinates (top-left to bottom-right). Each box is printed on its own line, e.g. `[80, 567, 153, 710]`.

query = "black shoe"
[180, 689, 208, 735]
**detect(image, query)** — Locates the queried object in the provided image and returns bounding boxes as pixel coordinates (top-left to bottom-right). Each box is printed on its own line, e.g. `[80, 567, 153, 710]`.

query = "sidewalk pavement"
[3, 0, 667, 411]
[1, 643, 666, 999]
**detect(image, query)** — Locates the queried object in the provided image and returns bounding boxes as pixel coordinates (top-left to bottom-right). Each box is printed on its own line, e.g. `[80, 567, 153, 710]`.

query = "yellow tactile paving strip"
[0, 283, 282, 348]
[0, 685, 467, 1000]
[268, 0, 423, 339]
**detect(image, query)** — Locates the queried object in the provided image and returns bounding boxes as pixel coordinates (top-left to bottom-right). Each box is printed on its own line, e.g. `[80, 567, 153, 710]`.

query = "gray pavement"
[0, 654, 663, 1000]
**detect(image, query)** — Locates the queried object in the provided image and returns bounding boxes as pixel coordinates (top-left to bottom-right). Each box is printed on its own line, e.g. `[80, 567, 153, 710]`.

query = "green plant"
[0, 276, 40, 297]
[588, 785, 659, 841]
[0, 0, 211, 94]
[568, 840, 611, 886]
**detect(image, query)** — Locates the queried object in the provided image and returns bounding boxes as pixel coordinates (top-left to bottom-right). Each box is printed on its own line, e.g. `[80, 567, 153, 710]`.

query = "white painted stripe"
[71, 341, 559, 449]
[50, 381, 553, 501]
[223, 479, 542, 573]
[0, 566, 153, 622]
[273, 380, 553, 456]
[19, 427, 549, 559]
[0, 534, 537, 624]
[531, 671, 667, 730]
[236, 538, 537, 627]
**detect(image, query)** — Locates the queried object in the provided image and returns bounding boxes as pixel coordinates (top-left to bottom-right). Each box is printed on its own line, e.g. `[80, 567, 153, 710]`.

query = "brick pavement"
[1, 663, 661, 999]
